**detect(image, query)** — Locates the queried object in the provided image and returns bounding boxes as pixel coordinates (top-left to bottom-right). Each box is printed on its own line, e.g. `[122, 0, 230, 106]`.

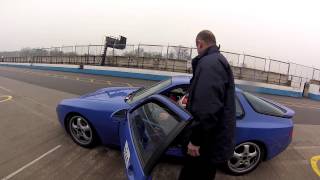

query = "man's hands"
[187, 142, 200, 157]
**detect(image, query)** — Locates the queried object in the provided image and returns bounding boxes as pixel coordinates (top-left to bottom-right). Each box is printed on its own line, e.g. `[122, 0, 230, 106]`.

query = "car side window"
[163, 85, 188, 102]
[243, 92, 286, 117]
[235, 97, 244, 118]
[130, 102, 180, 169]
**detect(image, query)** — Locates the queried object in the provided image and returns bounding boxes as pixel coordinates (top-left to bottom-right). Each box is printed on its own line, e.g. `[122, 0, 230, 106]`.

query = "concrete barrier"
[236, 79, 302, 98]
[308, 81, 320, 100]
[0, 62, 180, 81]
[0, 62, 303, 98]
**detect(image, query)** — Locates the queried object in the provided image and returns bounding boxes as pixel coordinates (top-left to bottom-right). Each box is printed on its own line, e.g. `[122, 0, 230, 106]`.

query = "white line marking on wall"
[1, 145, 62, 180]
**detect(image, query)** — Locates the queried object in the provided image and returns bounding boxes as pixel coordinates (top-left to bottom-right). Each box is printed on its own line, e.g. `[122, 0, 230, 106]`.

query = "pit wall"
[0, 62, 303, 98]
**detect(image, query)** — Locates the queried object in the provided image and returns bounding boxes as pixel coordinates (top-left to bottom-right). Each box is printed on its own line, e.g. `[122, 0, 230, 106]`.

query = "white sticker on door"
[123, 140, 131, 169]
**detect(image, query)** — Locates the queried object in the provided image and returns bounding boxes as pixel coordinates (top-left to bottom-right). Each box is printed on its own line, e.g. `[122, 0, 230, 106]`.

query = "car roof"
[171, 76, 242, 93]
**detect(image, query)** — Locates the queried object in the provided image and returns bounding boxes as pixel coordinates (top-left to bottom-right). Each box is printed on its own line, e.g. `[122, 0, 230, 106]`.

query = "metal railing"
[0, 55, 306, 89]
[0, 43, 316, 88]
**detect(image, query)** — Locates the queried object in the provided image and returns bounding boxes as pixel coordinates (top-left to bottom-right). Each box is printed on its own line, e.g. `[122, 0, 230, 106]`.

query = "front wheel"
[225, 142, 264, 175]
[68, 115, 98, 148]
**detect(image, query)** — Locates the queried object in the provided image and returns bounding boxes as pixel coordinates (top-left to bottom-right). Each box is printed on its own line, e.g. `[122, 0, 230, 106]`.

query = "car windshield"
[127, 78, 172, 104]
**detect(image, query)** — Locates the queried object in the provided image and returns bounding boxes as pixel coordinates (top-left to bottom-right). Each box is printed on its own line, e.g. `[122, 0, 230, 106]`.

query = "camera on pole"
[101, 36, 127, 66]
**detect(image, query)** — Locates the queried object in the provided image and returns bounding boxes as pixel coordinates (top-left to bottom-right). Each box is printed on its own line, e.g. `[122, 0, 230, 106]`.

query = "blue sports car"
[56, 76, 294, 177]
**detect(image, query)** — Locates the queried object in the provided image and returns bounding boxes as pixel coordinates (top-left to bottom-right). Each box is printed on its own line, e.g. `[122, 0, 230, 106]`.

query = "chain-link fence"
[312, 69, 320, 81]
[0, 43, 318, 88]
[268, 59, 290, 75]
[243, 54, 267, 71]
[221, 51, 241, 67]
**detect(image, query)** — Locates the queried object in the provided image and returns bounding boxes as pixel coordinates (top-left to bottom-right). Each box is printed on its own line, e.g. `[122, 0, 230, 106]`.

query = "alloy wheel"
[227, 142, 262, 174]
[69, 116, 93, 146]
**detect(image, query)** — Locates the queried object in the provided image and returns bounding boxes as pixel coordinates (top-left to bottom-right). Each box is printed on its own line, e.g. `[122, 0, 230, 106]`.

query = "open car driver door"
[119, 95, 192, 180]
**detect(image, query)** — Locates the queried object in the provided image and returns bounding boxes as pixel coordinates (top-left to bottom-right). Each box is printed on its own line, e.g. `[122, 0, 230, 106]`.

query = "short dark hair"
[196, 30, 216, 45]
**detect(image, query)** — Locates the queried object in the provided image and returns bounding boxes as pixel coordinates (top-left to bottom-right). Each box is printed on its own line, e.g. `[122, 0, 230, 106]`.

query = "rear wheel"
[225, 142, 264, 175]
[68, 115, 98, 148]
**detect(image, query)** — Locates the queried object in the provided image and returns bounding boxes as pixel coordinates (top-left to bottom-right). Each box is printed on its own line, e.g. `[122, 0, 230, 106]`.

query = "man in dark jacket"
[179, 30, 236, 180]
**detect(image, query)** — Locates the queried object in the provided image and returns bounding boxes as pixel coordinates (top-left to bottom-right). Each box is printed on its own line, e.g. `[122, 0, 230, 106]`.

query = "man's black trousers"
[178, 155, 217, 180]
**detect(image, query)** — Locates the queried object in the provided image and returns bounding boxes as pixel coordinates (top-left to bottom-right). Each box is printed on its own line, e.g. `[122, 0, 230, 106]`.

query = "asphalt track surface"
[0, 66, 320, 180]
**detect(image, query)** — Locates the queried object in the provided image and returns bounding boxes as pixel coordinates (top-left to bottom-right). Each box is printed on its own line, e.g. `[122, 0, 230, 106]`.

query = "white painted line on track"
[0, 86, 12, 93]
[1, 145, 62, 180]
[294, 145, 320, 150]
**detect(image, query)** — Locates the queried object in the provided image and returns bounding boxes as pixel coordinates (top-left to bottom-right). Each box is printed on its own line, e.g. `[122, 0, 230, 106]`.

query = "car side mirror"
[112, 109, 127, 121]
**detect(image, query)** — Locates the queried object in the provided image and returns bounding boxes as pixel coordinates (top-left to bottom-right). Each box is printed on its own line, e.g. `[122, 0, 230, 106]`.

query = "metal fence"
[0, 56, 306, 89]
[26, 44, 196, 60]
[0, 43, 318, 88]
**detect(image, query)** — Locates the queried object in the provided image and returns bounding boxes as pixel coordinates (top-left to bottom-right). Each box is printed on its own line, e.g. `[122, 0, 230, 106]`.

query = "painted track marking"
[311, 155, 320, 177]
[0, 67, 145, 87]
[0, 95, 12, 103]
[0, 86, 12, 92]
[126, 83, 133, 87]
[1, 145, 62, 180]
[294, 145, 320, 150]
[276, 100, 320, 110]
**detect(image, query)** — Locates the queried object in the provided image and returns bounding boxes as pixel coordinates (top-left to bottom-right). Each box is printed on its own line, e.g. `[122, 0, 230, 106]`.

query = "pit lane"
[0, 66, 319, 180]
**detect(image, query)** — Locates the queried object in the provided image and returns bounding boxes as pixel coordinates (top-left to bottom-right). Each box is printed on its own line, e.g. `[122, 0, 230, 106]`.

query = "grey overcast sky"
[0, 0, 319, 67]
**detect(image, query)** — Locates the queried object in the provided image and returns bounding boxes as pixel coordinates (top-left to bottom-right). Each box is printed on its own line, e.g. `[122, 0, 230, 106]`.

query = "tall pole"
[101, 37, 108, 66]
[242, 52, 245, 67]
[268, 58, 271, 72]
[312, 67, 315, 80]
[166, 44, 169, 59]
